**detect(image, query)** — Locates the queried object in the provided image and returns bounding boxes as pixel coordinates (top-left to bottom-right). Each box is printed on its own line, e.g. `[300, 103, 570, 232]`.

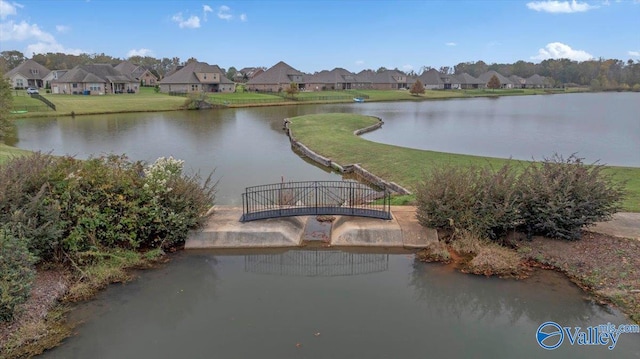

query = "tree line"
[3, 50, 640, 90]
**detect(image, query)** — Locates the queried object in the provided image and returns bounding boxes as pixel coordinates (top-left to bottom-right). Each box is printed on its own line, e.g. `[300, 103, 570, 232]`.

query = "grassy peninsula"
[287, 113, 640, 212]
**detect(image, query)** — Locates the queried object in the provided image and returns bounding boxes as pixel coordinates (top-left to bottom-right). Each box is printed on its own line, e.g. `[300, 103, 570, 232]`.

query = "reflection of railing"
[244, 249, 389, 277]
[240, 180, 391, 222]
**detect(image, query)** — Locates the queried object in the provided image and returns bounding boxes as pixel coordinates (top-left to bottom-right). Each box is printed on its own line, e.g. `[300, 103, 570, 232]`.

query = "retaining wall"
[283, 117, 412, 195]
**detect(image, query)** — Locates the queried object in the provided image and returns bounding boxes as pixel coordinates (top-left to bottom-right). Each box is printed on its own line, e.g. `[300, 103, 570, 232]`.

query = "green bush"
[0, 153, 216, 266]
[415, 163, 520, 239]
[0, 229, 36, 322]
[518, 154, 625, 240]
[0, 153, 68, 261]
[416, 155, 625, 241]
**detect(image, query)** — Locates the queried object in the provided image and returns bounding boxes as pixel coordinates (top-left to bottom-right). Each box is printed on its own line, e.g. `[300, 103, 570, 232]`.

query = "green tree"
[285, 82, 299, 98]
[0, 77, 13, 140]
[487, 74, 501, 90]
[410, 79, 425, 96]
[226, 66, 237, 81]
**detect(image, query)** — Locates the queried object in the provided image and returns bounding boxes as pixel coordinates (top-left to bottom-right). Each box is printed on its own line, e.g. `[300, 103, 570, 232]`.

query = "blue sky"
[1, 0, 639, 73]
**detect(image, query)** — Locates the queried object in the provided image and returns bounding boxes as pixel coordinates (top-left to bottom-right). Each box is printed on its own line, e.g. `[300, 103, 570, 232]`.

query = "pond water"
[358, 92, 640, 167]
[11, 93, 639, 357]
[41, 249, 640, 358]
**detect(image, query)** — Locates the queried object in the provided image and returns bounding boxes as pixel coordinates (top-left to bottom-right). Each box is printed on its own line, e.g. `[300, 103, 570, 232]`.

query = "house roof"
[115, 61, 157, 80]
[525, 74, 546, 85]
[477, 70, 512, 85]
[371, 70, 407, 84]
[356, 70, 376, 83]
[509, 75, 525, 86]
[306, 68, 359, 84]
[455, 73, 484, 85]
[53, 64, 136, 84]
[417, 69, 444, 85]
[247, 61, 305, 85]
[159, 61, 232, 85]
[4, 59, 51, 80]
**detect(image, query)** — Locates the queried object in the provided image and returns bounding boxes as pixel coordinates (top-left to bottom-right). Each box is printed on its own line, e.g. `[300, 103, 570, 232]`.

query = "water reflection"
[244, 248, 389, 277]
[408, 261, 601, 325]
[42, 250, 640, 359]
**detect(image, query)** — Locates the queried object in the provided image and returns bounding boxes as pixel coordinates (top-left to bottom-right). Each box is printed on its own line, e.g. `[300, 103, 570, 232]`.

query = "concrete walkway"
[589, 212, 640, 240]
[185, 206, 438, 249]
[185, 206, 639, 249]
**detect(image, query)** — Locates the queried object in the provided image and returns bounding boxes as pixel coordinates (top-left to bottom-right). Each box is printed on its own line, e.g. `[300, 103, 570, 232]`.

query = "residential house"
[4, 59, 51, 89]
[477, 70, 513, 89]
[455, 73, 485, 89]
[42, 70, 68, 90]
[115, 61, 158, 86]
[417, 69, 460, 90]
[525, 74, 547, 88]
[509, 75, 526, 88]
[158, 61, 235, 93]
[370, 70, 408, 90]
[246, 61, 306, 92]
[233, 67, 265, 83]
[51, 63, 138, 95]
[305, 68, 369, 91]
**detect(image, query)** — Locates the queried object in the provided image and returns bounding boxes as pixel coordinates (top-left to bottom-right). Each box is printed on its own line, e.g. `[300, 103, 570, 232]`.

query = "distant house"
[51, 64, 138, 95]
[477, 70, 513, 89]
[455, 73, 485, 89]
[115, 61, 158, 86]
[509, 75, 526, 88]
[233, 67, 265, 83]
[417, 69, 460, 90]
[370, 70, 408, 90]
[246, 61, 306, 92]
[525, 74, 547, 88]
[42, 70, 68, 89]
[306, 68, 369, 91]
[158, 61, 235, 93]
[4, 59, 51, 89]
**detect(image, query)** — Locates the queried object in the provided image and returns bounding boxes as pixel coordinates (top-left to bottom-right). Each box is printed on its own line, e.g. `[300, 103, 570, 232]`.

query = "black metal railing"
[241, 180, 391, 222]
[29, 94, 56, 110]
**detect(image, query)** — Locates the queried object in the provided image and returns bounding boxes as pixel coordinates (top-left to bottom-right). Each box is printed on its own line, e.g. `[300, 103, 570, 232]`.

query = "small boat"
[353, 97, 365, 103]
[10, 110, 28, 114]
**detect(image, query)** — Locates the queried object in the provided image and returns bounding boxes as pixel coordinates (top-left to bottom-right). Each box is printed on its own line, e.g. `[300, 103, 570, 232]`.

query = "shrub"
[467, 242, 524, 277]
[415, 163, 520, 239]
[416, 155, 625, 241]
[518, 154, 625, 240]
[0, 229, 36, 321]
[0, 153, 216, 265]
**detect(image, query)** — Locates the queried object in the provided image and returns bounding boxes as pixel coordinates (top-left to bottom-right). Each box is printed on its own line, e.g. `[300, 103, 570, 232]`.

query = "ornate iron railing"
[240, 180, 391, 222]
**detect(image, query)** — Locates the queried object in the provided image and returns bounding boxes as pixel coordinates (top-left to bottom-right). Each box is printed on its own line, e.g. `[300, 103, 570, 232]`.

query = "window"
[16, 79, 24, 87]
[89, 83, 101, 91]
[72, 83, 78, 88]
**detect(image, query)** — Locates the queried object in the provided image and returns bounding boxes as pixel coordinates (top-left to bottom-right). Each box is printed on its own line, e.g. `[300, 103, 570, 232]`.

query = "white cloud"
[55, 24, 70, 33]
[526, 0, 598, 13]
[218, 5, 232, 20]
[171, 13, 201, 28]
[0, 0, 20, 19]
[402, 64, 413, 71]
[445, 42, 457, 47]
[355, 60, 364, 65]
[203, 4, 212, 21]
[26, 41, 84, 55]
[629, 51, 640, 57]
[0, 20, 55, 42]
[127, 48, 154, 57]
[239, 13, 247, 22]
[532, 42, 593, 61]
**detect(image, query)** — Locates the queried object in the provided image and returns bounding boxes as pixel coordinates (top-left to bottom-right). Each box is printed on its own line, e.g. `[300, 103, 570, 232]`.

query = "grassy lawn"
[0, 143, 30, 164]
[287, 113, 640, 212]
[9, 89, 186, 117]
